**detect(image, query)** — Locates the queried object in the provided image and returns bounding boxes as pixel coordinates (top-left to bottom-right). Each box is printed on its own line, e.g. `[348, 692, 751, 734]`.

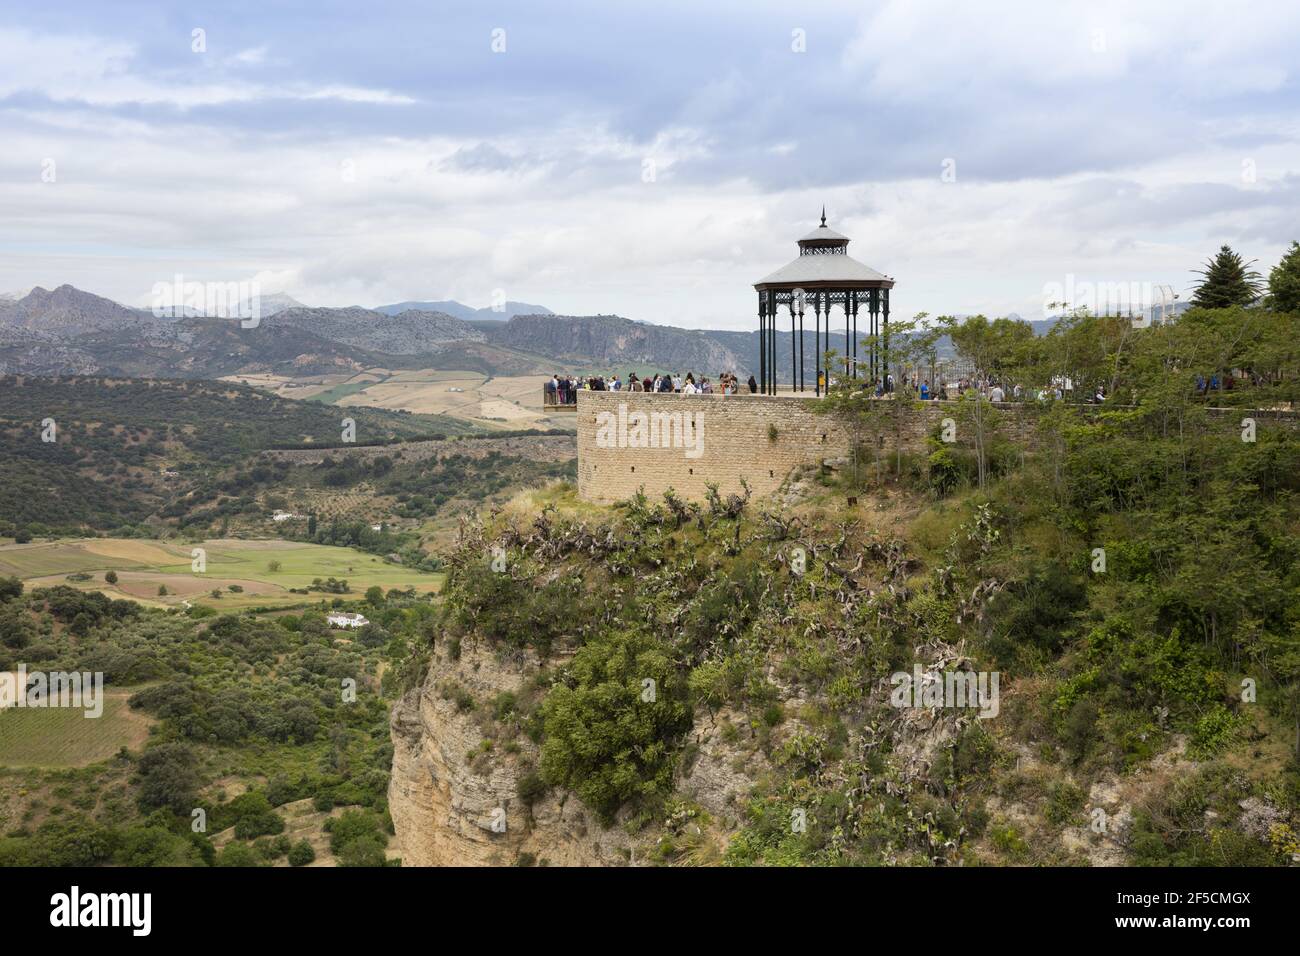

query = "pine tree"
[1267, 240, 1300, 314]
[1190, 244, 1262, 309]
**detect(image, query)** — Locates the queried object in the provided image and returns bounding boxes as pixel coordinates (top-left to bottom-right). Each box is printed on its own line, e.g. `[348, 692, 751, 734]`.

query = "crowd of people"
[897, 373, 1108, 404]
[544, 371, 758, 404]
[543, 370, 1122, 406]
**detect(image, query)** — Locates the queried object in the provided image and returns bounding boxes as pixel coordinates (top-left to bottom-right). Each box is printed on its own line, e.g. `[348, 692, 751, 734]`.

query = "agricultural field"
[0, 690, 153, 768]
[0, 538, 443, 609]
[223, 368, 564, 429]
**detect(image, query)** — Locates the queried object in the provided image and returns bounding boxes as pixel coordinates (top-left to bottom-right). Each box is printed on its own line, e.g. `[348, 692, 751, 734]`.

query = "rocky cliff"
[387, 633, 785, 866]
[385, 476, 1297, 868]
[388, 640, 637, 866]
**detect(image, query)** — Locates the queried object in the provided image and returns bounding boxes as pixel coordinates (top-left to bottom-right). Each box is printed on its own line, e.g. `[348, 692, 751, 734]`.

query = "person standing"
[748, 374, 758, 394]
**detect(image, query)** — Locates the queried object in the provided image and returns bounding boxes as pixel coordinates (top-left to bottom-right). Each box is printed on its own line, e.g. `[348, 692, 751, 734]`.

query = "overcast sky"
[2, 1, 1298, 329]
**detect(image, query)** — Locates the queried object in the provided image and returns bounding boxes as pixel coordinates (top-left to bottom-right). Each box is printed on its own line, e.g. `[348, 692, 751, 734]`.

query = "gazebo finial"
[820, 205, 826, 227]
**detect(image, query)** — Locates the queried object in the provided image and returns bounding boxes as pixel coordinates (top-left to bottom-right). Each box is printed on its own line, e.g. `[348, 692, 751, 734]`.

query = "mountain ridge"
[0, 285, 755, 379]
[373, 299, 554, 321]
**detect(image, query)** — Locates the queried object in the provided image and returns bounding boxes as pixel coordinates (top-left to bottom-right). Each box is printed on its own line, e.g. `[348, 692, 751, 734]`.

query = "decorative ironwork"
[754, 213, 894, 395]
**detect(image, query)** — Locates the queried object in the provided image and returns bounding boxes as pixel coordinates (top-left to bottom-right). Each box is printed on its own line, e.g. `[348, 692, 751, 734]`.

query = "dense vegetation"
[416, 298, 1300, 865]
[0, 577, 435, 866]
[0, 376, 571, 538]
[0, 376, 471, 534]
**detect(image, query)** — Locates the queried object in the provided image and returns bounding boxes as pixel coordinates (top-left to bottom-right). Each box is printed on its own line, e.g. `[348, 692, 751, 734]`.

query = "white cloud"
[231, 46, 268, 66]
[0, 28, 414, 108]
[0, 9, 1298, 331]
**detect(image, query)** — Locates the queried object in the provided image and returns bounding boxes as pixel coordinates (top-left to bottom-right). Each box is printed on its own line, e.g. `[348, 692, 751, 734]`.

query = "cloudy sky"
[2, 0, 1298, 329]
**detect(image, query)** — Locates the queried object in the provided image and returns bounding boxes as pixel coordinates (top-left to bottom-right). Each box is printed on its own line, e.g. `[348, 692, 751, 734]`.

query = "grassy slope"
[0, 538, 443, 609]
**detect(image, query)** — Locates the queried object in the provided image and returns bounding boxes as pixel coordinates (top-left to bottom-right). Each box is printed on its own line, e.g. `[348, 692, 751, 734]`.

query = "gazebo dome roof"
[754, 210, 892, 289]
[755, 253, 890, 286]
[797, 223, 850, 244]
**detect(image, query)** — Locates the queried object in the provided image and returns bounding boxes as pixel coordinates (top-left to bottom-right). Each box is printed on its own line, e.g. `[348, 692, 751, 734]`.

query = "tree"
[104, 570, 118, 585]
[1191, 244, 1262, 309]
[945, 315, 1033, 488]
[0, 577, 22, 603]
[327, 809, 387, 856]
[0, 605, 34, 648]
[337, 836, 388, 867]
[820, 312, 949, 484]
[267, 560, 281, 573]
[135, 743, 202, 813]
[1267, 240, 1300, 314]
[365, 585, 385, 606]
[307, 514, 318, 537]
[115, 825, 202, 866]
[287, 839, 316, 866]
[539, 629, 692, 823]
[13, 528, 31, 544]
[216, 843, 262, 867]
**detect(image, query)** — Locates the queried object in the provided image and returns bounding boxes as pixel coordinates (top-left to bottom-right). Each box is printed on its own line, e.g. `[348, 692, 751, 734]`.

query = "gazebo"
[753, 210, 895, 395]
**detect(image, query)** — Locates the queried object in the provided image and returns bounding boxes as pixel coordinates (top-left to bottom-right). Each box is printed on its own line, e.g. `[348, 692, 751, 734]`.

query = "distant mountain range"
[0, 285, 751, 380]
[373, 299, 553, 321]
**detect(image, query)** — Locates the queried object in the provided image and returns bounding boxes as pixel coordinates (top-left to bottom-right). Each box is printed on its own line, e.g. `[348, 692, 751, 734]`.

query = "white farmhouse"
[327, 612, 370, 629]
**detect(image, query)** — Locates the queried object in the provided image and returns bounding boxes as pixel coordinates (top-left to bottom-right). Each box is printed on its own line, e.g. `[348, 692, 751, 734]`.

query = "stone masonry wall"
[577, 391, 886, 503]
[577, 390, 1298, 504]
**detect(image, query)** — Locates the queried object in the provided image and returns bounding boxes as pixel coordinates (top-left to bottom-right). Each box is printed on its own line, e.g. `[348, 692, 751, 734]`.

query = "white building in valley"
[327, 612, 370, 629]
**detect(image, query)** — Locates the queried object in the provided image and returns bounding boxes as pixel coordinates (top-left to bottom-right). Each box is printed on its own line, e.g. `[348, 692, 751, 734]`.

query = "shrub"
[1045, 781, 1086, 825]
[216, 842, 262, 867]
[539, 630, 692, 823]
[326, 809, 387, 856]
[288, 839, 316, 867]
[337, 836, 388, 867]
[517, 771, 547, 806]
[234, 812, 285, 840]
[135, 743, 202, 813]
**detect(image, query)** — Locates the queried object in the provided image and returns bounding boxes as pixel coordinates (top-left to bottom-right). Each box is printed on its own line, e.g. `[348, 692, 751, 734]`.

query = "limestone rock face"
[387, 641, 634, 866]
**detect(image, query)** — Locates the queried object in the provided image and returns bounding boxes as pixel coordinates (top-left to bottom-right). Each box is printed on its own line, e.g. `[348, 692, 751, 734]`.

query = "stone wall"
[577, 391, 859, 502]
[576, 390, 1298, 504]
